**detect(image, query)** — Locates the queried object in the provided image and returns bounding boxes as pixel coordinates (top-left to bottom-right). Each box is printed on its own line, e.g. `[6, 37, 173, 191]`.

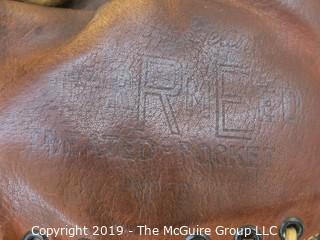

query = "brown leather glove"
[0, 0, 319, 239]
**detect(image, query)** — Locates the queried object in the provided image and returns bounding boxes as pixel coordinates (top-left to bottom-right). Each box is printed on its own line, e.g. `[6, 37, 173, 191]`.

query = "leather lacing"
[22, 217, 318, 240]
[308, 234, 320, 240]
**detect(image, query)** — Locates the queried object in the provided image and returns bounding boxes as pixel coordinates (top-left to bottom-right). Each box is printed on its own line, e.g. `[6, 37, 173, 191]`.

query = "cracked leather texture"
[0, 0, 319, 239]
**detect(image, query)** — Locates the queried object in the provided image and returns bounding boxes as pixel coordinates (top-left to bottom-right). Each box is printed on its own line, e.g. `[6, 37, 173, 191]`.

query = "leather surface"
[20, 0, 68, 6]
[0, 0, 319, 239]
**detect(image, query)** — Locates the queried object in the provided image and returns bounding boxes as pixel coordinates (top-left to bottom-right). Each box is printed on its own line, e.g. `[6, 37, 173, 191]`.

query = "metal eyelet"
[234, 225, 262, 240]
[279, 217, 304, 240]
[186, 234, 210, 240]
[22, 231, 48, 240]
